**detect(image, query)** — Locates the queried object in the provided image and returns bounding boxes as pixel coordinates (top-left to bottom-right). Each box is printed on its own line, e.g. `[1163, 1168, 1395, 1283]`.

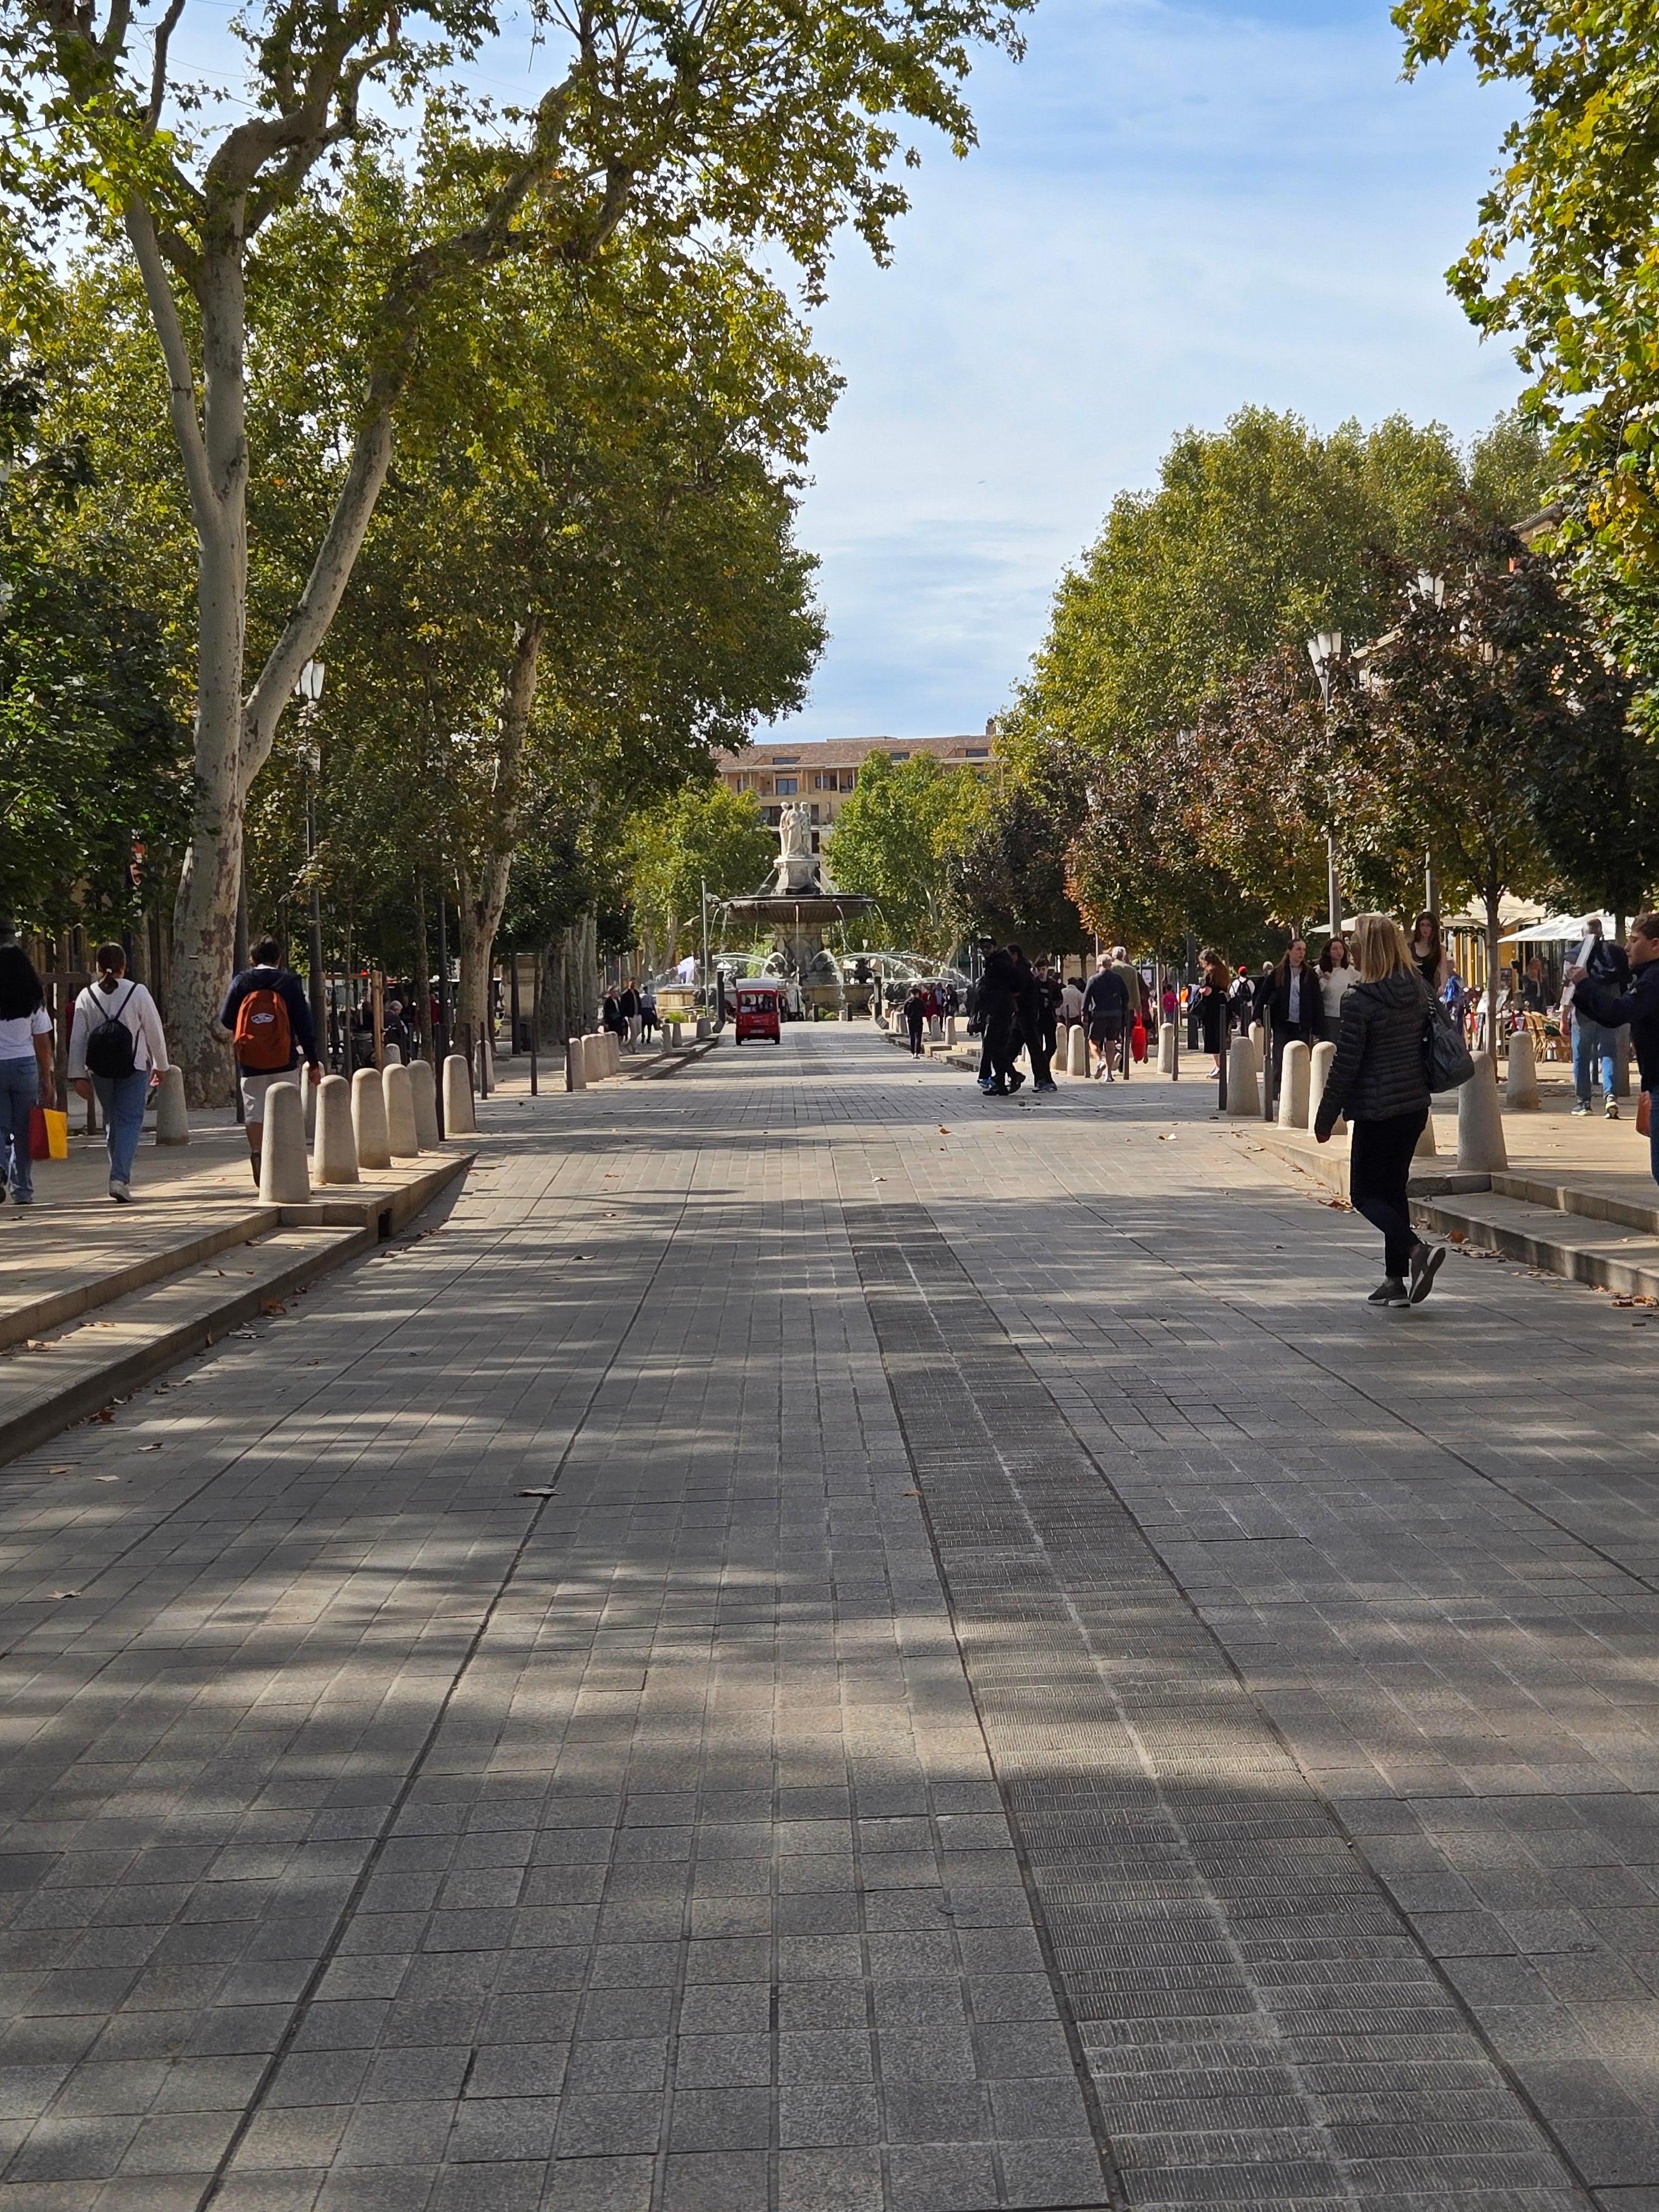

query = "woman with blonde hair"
[1314, 912, 1447, 1306]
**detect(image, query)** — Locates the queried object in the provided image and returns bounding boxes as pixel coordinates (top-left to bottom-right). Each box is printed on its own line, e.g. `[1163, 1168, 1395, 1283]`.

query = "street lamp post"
[1411, 576, 1446, 928]
[294, 659, 326, 1065]
[1306, 632, 1343, 936]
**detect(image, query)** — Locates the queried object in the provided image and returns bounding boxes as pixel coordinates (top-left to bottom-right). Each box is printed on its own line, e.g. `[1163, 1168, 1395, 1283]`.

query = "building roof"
[716, 733, 995, 770]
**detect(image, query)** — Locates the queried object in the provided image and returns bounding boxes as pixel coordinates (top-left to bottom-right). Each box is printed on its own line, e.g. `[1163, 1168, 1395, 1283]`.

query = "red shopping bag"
[1130, 1018, 1147, 1062]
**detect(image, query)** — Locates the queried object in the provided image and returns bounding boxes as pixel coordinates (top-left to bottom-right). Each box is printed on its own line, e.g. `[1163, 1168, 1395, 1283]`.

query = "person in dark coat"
[977, 944, 1022, 1094]
[903, 984, 927, 1056]
[1570, 912, 1659, 1178]
[1010, 946, 1045, 1093]
[1197, 951, 1230, 1074]
[1082, 955, 1129, 1081]
[1265, 937, 1323, 1098]
[1031, 958, 1061, 1093]
[1315, 912, 1446, 1307]
[1567, 916, 1631, 1117]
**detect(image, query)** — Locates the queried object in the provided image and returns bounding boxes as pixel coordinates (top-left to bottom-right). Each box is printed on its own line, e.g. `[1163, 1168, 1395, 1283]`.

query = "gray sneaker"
[108, 1178, 132, 1203]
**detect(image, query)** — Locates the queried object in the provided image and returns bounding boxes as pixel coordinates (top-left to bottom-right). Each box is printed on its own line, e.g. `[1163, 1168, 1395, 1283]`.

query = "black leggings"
[1349, 1110, 1428, 1278]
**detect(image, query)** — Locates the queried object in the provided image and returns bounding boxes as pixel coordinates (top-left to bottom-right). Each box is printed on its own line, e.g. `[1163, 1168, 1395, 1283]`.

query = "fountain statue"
[723, 805, 875, 1010]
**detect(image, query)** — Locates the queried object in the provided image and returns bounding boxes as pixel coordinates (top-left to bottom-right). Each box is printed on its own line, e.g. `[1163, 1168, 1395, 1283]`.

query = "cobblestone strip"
[844, 1201, 1590, 2212]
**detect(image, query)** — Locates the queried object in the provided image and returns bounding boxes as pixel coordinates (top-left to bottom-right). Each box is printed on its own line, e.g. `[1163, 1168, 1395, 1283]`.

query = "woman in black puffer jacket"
[1314, 912, 1447, 1307]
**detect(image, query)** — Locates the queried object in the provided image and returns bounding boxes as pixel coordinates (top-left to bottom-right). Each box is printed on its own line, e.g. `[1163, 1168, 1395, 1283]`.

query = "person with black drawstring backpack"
[67, 943, 170, 1202]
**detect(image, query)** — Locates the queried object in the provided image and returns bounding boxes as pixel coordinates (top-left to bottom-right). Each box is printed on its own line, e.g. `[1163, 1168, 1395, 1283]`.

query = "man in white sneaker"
[1567, 917, 1629, 1118]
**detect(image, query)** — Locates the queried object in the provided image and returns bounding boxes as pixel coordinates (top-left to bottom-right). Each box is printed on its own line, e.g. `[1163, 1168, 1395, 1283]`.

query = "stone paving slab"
[0, 1026, 1652, 2207]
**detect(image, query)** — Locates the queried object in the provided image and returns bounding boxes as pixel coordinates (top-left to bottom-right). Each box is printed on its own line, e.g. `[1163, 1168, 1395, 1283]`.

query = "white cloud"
[773, 0, 1525, 740]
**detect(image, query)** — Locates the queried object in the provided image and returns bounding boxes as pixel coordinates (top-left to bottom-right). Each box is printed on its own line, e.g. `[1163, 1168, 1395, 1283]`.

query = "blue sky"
[768, 0, 1525, 742]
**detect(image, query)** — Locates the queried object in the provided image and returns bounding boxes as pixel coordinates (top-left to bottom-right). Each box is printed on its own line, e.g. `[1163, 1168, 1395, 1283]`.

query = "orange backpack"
[234, 984, 292, 1070]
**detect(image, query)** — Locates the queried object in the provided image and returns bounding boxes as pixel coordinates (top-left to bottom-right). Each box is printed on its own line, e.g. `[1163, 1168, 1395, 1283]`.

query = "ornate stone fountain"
[723, 803, 875, 1009]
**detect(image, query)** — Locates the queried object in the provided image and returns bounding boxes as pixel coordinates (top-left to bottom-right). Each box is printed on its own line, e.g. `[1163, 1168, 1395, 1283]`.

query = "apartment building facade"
[714, 729, 999, 851]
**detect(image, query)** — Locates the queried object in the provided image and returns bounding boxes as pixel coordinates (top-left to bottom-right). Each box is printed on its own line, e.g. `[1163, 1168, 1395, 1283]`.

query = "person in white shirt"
[1060, 977, 1084, 1025]
[0, 926, 54, 1207]
[1318, 933, 1358, 1027]
[67, 943, 170, 1202]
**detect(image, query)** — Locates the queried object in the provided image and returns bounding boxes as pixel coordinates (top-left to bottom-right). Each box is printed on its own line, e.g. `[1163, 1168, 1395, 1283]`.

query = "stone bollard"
[945, 1016, 958, 1048]
[352, 1066, 392, 1169]
[312, 1073, 359, 1185]
[1414, 1113, 1437, 1157]
[1156, 1023, 1176, 1076]
[606, 1031, 620, 1076]
[443, 1052, 477, 1135]
[1307, 1040, 1342, 1135]
[582, 1034, 606, 1084]
[566, 1037, 587, 1092]
[1458, 1057, 1509, 1171]
[1225, 1035, 1258, 1115]
[152, 1065, 189, 1145]
[1277, 1040, 1311, 1130]
[383, 1062, 420, 1158]
[1248, 1022, 1264, 1073]
[1067, 1024, 1088, 1077]
[409, 1058, 441, 1147]
[304, 1070, 319, 1144]
[257, 1079, 310, 1204]
[1505, 1030, 1541, 1110]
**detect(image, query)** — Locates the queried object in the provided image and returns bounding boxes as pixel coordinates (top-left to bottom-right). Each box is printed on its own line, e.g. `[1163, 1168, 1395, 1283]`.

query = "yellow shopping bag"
[29, 1107, 69, 1161]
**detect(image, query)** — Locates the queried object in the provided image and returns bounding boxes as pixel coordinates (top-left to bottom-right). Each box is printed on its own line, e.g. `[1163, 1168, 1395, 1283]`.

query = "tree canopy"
[827, 753, 988, 958]
[1004, 405, 1554, 951]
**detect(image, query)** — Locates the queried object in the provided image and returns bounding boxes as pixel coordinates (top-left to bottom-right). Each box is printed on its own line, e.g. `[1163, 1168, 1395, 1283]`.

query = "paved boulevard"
[2, 1023, 1658, 2211]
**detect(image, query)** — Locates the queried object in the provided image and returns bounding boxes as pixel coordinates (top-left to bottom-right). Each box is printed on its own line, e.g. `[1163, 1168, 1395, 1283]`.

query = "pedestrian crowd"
[602, 980, 658, 1048]
[961, 941, 1152, 1096]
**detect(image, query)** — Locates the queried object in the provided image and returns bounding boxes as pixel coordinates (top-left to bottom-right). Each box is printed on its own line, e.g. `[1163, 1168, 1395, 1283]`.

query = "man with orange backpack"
[217, 936, 320, 1183]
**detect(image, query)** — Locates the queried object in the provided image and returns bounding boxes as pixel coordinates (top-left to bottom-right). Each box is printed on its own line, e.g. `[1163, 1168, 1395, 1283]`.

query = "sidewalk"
[0, 1021, 1627, 2212]
[1, 1098, 477, 1467]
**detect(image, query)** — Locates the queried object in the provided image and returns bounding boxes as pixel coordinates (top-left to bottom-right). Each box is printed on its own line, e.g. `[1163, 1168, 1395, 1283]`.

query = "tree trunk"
[128, 189, 399, 1103]
[535, 914, 599, 1047]
[455, 617, 545, 1042]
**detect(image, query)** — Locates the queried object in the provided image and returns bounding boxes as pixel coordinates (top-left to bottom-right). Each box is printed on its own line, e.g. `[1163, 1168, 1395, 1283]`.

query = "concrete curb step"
[0, 1149, 477, 1466]
[633, 1036, 721, 1078]
[1493, 1168, 1659, 1237]
[1411, 1187, 1659, 1299]
[0, 1223, 370, 1467]
[1236, 1121, 1490, 1205]
[1, 1205, 280, 1350]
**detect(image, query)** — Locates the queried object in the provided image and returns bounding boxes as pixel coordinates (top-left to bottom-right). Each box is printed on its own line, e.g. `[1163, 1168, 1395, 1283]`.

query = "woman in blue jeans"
[1570, 914, 1659, 1180]
[0, 930, 54, 1205]
[67, 943, 171, 1202]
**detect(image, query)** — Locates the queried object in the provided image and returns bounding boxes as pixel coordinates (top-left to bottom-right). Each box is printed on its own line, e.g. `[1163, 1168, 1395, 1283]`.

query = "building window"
[842, 771, 855, 790]
[811, 831, 821, 853]
[810, 804, 820, 823]
[764, 806, 782, 825]
[964, 747, 989, 759]
[772, 755, 798, 765]
[889, 752, 908, 761]
[776, 776, 797, 795]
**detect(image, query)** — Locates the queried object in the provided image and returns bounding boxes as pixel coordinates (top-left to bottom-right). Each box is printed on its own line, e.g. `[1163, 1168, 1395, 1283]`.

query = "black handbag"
[1423, 995, 1474, 1092]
